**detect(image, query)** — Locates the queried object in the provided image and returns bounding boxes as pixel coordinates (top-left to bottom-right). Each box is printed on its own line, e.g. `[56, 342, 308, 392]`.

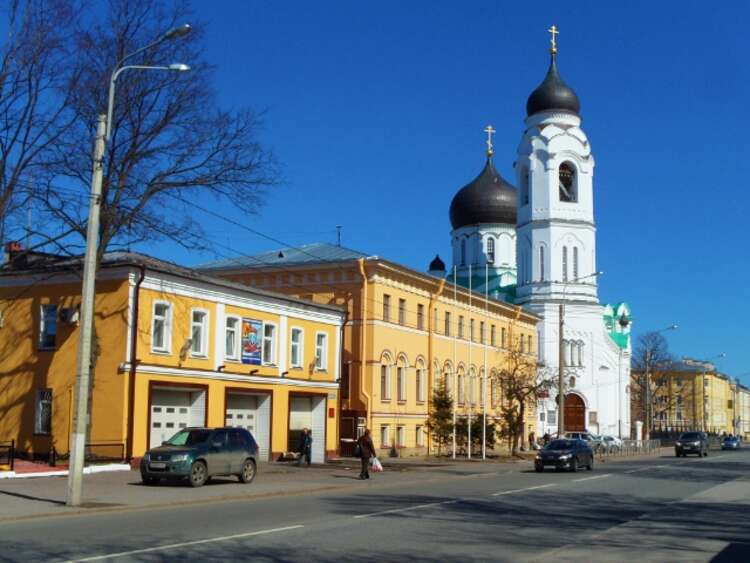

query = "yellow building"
[635, 358, 737, 436]
[736, 384, 750, 439]
[200, 243, 541, 457]
[0, 250, 344, 462]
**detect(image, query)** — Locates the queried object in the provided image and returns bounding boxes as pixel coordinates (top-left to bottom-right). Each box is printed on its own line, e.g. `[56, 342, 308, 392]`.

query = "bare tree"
[0, 0, 80, 240]
[631, 332, 674, 438]
[495, 343, 555, 456]
[35, 0, 279, 261]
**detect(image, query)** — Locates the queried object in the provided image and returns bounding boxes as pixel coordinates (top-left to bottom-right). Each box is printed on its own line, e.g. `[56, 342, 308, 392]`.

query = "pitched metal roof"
[197, 242, 373, 271]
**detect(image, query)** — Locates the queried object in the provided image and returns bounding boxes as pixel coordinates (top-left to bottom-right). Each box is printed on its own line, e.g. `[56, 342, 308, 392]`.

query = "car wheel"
[141, 476, 159, 486]
[570, 457, 578, 472]
[239, 459, 257, 484]
[189, 460, 208, 487]
[535, 465, 544, 473]
[704, 449, 708, 457]
[587, 457, 594, 471]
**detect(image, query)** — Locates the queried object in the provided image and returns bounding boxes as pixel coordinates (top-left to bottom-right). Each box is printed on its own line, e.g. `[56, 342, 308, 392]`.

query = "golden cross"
[548, 24, 559, 54]
[484, 125, 496, 156]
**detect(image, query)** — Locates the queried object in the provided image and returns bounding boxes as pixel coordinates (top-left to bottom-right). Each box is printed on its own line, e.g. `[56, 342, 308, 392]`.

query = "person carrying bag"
[357, 429, 375, 480]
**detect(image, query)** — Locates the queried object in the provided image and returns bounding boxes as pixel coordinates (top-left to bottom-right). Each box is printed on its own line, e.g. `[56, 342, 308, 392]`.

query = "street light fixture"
[66, 24, 192, 508]
[557, 271, 603, 437]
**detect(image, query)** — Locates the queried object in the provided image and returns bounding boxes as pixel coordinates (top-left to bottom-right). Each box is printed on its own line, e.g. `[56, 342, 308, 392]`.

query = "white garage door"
[149, 388, 206, 448]
[225, 393, 271, 461]
[289, 395, 326, 464]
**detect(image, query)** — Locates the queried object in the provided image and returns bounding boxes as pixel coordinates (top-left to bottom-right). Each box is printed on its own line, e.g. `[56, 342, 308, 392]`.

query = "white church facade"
[431, 28, 632, 438]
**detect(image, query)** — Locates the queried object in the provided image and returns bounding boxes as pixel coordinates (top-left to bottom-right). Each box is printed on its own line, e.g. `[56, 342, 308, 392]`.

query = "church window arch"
[573, 247, 579, 281]
[539, 246, 545, 282]
[486, 237, 495, 264]
[558, 161, 578, 203]
[562, 246, 569, 282]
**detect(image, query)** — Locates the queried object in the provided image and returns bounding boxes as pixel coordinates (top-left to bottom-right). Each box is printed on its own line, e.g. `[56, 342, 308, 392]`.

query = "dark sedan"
[140, 427, 258, 487]
[675, 432, 708, 457]
[535, 439, 594, 472]
[721, 436, 740, 450]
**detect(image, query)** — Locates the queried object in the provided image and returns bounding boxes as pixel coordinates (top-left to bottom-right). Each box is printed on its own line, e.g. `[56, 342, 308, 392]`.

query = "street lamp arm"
[106, 64, 190, 141]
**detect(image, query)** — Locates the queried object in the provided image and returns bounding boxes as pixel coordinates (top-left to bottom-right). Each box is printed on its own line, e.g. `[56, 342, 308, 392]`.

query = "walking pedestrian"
[297, 428, 312, 467]
[357, 429, 375, 480]
[529, 430, 536, 450]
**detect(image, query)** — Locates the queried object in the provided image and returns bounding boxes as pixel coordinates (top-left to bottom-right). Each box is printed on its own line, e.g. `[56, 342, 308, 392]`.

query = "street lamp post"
[66, 24, 192, 508]
[557, 271, 602, 437]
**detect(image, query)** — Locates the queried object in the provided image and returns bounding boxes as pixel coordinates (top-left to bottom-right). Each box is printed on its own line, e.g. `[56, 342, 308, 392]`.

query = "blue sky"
[139, 1, 748, 381]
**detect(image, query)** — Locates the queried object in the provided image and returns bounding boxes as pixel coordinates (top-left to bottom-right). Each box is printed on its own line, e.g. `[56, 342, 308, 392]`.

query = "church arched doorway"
[564, 393, 585, 432]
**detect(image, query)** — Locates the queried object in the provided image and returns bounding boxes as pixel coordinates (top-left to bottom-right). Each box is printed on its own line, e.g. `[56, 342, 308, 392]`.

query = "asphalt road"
[1, 449, 749, 562]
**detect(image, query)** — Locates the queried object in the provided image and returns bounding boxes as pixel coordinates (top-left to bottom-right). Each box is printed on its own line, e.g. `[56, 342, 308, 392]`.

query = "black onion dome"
[449, 157, 517, 229]
[526, 54, 580, 117]
[429, 254, 446, 272]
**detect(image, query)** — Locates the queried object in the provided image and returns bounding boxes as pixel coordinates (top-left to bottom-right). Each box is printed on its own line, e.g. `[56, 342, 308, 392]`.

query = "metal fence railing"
[593, 439, 662, 458]
[51, 442, 126, 465]
[0, 440, 14, 471]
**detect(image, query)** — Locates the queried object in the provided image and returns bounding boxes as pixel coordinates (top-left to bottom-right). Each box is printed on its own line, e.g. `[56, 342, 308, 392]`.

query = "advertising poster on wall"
[241, 318, 262, 365]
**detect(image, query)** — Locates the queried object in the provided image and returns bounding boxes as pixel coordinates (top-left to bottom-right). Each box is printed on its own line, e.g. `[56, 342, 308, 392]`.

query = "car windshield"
[546, 440, 575, 450]
[723, 437, 735, 441]
[680, 433, 701, 440]
[165, 429, 211, 446]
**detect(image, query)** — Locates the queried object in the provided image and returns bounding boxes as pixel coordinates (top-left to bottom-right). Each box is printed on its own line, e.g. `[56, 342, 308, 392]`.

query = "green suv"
[140, 427, 258, 487]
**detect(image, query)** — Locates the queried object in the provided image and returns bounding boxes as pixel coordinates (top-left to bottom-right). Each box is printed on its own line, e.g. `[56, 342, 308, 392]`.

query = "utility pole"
[644, 349, 651, 440]
[557, 302, 565, 436]
[66, 114, 106, 507]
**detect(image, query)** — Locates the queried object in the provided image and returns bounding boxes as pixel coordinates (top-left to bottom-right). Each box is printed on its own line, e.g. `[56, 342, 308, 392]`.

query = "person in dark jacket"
[297, 428, 312, 467]
[357, 429, 375, 480]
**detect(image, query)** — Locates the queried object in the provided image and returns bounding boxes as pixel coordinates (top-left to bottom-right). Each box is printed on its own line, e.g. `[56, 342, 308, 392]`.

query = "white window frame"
[190, 308, 209, 358]
[262, 322, 278, 366]
[396, 425, 405, 447]
[397, 366, 406, 402]
[38, 304, 58, 350]
[314, 331, 328, 371]
[416, 367, 425, 403]
[416, 425, 424, 447]
[290, 326, 304, 369]
[224, 315, 241, 361]
[151, 301, 172, 354]
[380, 425, 390, 448]
[380, 364, 391, 401]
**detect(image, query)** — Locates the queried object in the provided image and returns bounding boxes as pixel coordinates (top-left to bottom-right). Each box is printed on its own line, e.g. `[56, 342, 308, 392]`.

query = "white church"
[430, 28, 633, 439]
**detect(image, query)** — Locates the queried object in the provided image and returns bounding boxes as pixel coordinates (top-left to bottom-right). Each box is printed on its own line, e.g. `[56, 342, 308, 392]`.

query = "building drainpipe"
[126, 266, 146, 462]
[426, 277, 447, 456]
[357, 259, 372, 432]
[336, 309, 348, 458]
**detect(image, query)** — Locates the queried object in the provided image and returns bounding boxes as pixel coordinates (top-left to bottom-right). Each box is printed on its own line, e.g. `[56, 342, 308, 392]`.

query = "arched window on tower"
[460, 238, 466, 266]
[487, 237, 495, 264]
[577, 341, 584, 366]
[539, 246, 545, 282]
[562, 246, 568, 282]
[559, 162, 577, 203]
[573, 247, 579, 281]
[521, 167, 530, 206]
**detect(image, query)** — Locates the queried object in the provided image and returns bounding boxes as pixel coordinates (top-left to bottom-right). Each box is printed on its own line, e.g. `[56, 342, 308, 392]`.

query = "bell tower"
[515, 26, 598, 307]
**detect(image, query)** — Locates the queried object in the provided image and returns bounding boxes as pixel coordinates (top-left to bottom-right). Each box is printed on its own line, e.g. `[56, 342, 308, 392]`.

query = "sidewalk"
[0, 449, 671, 523]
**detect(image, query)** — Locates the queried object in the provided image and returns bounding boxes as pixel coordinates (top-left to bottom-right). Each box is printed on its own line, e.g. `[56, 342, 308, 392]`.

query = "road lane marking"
[572, 474, 611, 482]
[67, 525, 304, 562]
[353, 500, 457, 519]
[491, 483, 556, 496]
